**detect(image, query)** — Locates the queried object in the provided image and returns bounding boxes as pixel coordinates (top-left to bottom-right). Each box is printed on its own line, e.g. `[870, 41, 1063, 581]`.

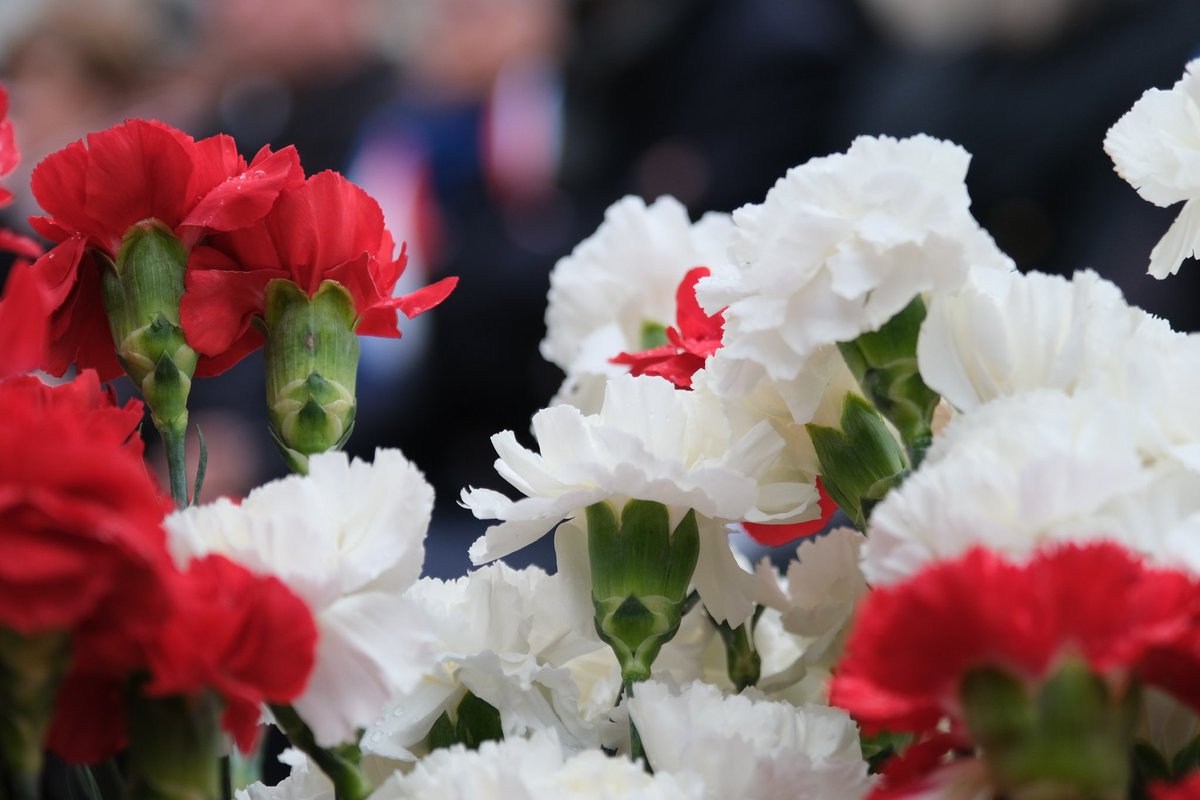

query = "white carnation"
[375, 731, 704, 800]
[237, 750, 331, 800]
[698, 134, 1011, 384]
[362, 564, 618, 760]
[862, 390, 1186, 585]
[754, 528, 868, 669]
[918, 269, 1143, 412]
[166, 449, 435, 747]
[541, 195, 731, 411]
[461, 374, 796, 623]
[1104, 58, 1200, 278]
[626, 681, 872, 800]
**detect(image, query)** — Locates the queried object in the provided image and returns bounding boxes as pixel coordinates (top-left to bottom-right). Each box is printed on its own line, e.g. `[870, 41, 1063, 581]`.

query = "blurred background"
[1, 0, 1198, 576]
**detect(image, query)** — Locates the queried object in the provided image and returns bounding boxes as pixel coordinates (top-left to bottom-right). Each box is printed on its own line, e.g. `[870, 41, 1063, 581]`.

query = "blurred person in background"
[838, 0, 1200, 327]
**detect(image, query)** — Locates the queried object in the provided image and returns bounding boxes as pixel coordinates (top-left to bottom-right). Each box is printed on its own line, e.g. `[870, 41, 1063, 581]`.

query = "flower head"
[28, 119, 304, 379]
[698, 135, 1011, 384]
[1104, 58, 1200, 278]
[626, 680, 872, 800]
[462, 374, 795, 623]
[541, 195, 731, 410]
[166, 448, 435, 746]
[831, 542, 1197, 736]
[181, 170, 456, 376]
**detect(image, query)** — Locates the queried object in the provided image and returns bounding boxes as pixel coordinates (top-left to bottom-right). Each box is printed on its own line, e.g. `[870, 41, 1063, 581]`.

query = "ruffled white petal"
[626, 681, 872, 800]
[165, 448, 435, 746]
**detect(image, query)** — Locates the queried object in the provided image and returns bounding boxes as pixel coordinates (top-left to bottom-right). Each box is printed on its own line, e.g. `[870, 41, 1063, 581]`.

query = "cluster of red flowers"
[831, 542, 1200, 797]
[20, 117, 454, 380]
[0, 371, 317, 762]
[0, 106, 322, 763]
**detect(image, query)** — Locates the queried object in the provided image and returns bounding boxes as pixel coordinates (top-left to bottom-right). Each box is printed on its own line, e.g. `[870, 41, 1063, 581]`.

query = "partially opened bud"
[264, 279, 359, 473]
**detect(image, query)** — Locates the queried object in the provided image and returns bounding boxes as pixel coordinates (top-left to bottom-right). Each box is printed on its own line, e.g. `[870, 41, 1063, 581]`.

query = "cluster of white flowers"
[178, 57, 1200, 800]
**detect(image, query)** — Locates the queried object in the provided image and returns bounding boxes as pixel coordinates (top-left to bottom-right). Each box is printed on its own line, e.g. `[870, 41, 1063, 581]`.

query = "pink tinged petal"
[0, 116, 17, 180]
[1149, 198, 1200, 279]
[34, 237, 88, 307]
[0, 260, 50, 377]
[182, 145, 304, 233]
[84, 120, 197, 240]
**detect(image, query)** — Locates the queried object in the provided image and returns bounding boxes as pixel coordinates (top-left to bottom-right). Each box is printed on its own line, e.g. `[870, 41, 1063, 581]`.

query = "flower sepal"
[102, 220, 198, 435]
[586, 500, 699, 682]
[0, 628, 70, 800]
[125, 688, 223, 800]
[837, 296, 939, 468]
[962, 660, 1137, 800]
[264, 279, 359, 473]
[806, 392, 908, 529]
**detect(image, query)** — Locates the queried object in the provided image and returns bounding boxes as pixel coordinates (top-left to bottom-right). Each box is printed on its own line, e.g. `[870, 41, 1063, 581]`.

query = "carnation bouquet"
[3, 55, 1200, 800]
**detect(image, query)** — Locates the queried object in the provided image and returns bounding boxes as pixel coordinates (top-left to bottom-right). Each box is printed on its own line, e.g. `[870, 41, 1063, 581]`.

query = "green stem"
[269, 706, 371, 800]
[624, 678, 647, 770]
[160, 423, 188, 510]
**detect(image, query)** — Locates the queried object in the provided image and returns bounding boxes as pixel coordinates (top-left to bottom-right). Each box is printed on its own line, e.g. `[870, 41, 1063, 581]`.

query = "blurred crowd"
[2, 0, 1198, 575]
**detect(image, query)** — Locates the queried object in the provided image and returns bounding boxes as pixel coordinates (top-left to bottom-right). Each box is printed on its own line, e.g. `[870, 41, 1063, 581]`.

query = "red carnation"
[0, 371, 172, 640]
[830, 542, 1197, 736]
[612, 266, 723, 390]
[48, 555, 317, 762]
[27, 119, 303, 379]
[180, 170, 456, 375]
[144, 554, 317, 751]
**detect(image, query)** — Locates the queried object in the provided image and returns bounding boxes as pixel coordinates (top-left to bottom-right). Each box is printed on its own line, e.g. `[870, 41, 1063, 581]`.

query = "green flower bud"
[263, 280, 360, 474]
[806, 392, 908, 529]
[586, 500, 699, 682]
[838, 296, 940, 468]
[101, 221, 198, 436]
[961, 660, 1136, 800]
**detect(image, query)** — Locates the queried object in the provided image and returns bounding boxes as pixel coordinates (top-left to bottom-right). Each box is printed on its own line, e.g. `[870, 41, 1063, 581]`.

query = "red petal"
[0, 260, 50, 377]
[0, 229, 44, 259]
[83, 120, 196, 244]
[743, 479, 839, 546]
[393, 275, 458, 318]
[180, 267, 280, 362]
[182, 145, 304, 233]
[30, 139, 103, 245]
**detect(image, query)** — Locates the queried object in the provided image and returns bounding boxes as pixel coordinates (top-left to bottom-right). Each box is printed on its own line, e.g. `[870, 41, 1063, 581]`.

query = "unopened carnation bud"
[264, 279, 359, 474]
[101, 221, 198, 435]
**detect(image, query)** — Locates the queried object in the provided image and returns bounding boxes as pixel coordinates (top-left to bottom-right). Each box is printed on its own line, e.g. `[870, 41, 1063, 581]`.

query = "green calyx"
[806, 392, 908, 529]
[0, 628, 71, 800]
[427, 692, 503, 753]
[102, 221, 197, 435]
[263, 280, 360, 474]
[586, 500, 699, 682]
[961, 660, 1136, 800]
[838, 296, 940, 469]
[125, 689, 223, 800]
